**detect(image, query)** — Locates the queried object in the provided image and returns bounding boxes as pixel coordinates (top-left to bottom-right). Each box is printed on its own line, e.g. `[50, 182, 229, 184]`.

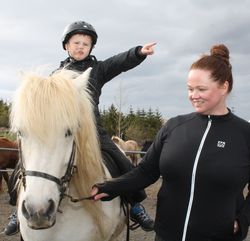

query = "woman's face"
[65, 34, 92, 61]
[187, 69, 229, 115]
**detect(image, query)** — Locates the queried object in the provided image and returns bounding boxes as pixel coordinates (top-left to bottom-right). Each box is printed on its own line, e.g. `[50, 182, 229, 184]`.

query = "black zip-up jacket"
[96, 111, 250, 241]
[57, 45, 146, 146]
[57, 47, 145, 130]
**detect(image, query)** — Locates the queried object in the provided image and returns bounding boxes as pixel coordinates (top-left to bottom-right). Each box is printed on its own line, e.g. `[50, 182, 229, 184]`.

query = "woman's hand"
[91, 186, 109, 201]
[140, 42, 157, 55]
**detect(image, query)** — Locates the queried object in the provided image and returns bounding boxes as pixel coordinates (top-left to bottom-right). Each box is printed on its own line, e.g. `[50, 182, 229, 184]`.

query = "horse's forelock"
[11, 71, 87, 142]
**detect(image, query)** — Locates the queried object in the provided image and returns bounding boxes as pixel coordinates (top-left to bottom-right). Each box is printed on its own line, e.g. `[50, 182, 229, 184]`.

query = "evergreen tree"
[100, 105, 164, 144]
[0, 99, 10, 128]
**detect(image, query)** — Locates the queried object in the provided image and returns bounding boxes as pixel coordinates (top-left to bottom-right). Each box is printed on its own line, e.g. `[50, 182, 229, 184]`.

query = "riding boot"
[4, 209, 19, 236]
[130, 203, 154, 232]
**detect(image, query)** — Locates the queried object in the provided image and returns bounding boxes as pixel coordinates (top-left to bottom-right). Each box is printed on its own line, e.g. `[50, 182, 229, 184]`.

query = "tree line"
[100, 104, 164, 144]
[0, 99, 164, 144]
[0, 99, 10, 128]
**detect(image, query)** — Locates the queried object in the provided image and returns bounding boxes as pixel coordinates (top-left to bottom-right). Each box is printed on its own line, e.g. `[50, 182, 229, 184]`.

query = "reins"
[63, 193, 94, 202]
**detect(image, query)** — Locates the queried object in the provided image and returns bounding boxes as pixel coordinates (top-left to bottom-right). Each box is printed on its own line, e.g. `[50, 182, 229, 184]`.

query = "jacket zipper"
[181, 116, 212, 241]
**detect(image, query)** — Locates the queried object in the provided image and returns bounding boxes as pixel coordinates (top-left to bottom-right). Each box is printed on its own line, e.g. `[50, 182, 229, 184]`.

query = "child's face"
[65, 34, 92, 61]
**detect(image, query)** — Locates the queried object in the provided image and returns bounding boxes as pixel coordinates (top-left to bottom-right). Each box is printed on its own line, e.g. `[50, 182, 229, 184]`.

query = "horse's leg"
[3, 171, 9, 186]
[0, 171, 9, 193]
[133, 155, 138, 166]
[133, 154, 137, 167]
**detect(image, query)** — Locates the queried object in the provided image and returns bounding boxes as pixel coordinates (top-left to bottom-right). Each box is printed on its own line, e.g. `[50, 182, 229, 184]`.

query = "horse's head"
[10, 68, 97, 229]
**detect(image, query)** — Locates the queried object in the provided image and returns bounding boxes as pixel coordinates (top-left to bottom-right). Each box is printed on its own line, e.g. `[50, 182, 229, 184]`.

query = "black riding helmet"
[62, 21, 98, 50]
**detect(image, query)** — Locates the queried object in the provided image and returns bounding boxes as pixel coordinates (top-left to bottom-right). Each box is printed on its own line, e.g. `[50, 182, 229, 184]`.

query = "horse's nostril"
[22, 200, 30, 219]
[46, 199, 56, 217]
[22, 199, 56, 221]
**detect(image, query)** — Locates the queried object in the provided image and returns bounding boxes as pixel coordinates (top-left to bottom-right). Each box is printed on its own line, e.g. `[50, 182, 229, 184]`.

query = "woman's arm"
[91, 123, 168, 201]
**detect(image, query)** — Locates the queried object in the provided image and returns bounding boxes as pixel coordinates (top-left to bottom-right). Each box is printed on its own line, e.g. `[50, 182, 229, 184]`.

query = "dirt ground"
[0, 179, 160, 241]
[1, 178, 250, 241]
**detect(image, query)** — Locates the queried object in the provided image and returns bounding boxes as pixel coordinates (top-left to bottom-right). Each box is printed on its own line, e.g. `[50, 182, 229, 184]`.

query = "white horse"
[10, 68, 125, 241]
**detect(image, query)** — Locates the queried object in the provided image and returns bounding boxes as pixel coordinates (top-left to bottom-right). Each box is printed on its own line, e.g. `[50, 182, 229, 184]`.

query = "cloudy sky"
[1, 0, 250, 121]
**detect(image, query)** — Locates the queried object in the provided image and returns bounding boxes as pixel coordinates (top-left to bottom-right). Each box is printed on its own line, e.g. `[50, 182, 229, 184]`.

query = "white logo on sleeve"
[217, 141, 226, 148]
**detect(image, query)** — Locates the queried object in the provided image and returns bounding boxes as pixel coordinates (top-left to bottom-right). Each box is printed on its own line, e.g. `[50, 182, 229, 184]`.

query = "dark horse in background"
[0, 137, 19, 192]
[140, 140, 153, 158]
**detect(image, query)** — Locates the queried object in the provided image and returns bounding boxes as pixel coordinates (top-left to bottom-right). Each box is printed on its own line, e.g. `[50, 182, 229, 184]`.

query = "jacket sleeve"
[94, 123, 169, 201]
[236, 127, 250, 240]
[99, 46, 146, 85]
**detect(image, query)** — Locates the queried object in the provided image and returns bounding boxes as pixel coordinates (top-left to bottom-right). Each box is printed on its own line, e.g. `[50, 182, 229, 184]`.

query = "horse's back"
[0, 137, 18, 168]
[125, 140, 139, 151]
[111, 136, 127, 150]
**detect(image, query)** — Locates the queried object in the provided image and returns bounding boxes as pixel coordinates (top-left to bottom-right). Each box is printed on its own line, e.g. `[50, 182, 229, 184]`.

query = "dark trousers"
[155, 234, 166, 241]
[100, 132, 146, 205]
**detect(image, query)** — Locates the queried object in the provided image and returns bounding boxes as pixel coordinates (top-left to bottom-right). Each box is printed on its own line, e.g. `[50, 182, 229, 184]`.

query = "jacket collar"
[196, 108, 233, 122]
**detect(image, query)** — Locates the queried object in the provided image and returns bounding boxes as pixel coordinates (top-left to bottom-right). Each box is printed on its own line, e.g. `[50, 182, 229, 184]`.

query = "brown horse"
[0, 137, 19, 192]
[111, 136, 140, 166]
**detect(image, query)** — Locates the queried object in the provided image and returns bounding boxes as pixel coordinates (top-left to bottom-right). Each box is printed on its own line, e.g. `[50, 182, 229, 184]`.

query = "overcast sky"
[1, 0, 250, 121]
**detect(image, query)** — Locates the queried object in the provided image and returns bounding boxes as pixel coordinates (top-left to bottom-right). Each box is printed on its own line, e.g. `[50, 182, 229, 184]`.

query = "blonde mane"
[11, 69, 108, 238]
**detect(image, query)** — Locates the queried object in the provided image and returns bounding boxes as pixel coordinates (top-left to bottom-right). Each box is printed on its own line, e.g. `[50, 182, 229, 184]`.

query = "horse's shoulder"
[125, 140, 138, 149]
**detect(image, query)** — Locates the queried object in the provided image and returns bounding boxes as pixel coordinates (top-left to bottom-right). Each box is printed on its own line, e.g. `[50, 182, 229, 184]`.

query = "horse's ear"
[81, 67, 92, 80]
[73, 67, 92, 90]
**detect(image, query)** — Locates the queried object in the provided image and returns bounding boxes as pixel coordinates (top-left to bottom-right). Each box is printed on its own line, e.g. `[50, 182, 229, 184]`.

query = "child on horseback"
[4, 20, 155, 235]
[58, 20, 155, 231]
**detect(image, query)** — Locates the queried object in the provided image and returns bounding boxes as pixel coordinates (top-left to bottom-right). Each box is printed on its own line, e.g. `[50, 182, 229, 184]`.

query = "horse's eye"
[65, 129, 72, 137]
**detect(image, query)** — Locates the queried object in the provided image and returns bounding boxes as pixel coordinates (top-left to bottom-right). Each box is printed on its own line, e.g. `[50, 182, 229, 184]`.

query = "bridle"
[18, 140, 94, 207]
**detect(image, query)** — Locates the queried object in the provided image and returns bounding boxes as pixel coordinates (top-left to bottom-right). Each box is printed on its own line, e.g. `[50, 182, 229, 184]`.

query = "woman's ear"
[221, 81, 229, 95]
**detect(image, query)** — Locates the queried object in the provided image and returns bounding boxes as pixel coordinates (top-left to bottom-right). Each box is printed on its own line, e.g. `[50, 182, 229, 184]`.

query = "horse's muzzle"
[21, 199, 56, 229]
